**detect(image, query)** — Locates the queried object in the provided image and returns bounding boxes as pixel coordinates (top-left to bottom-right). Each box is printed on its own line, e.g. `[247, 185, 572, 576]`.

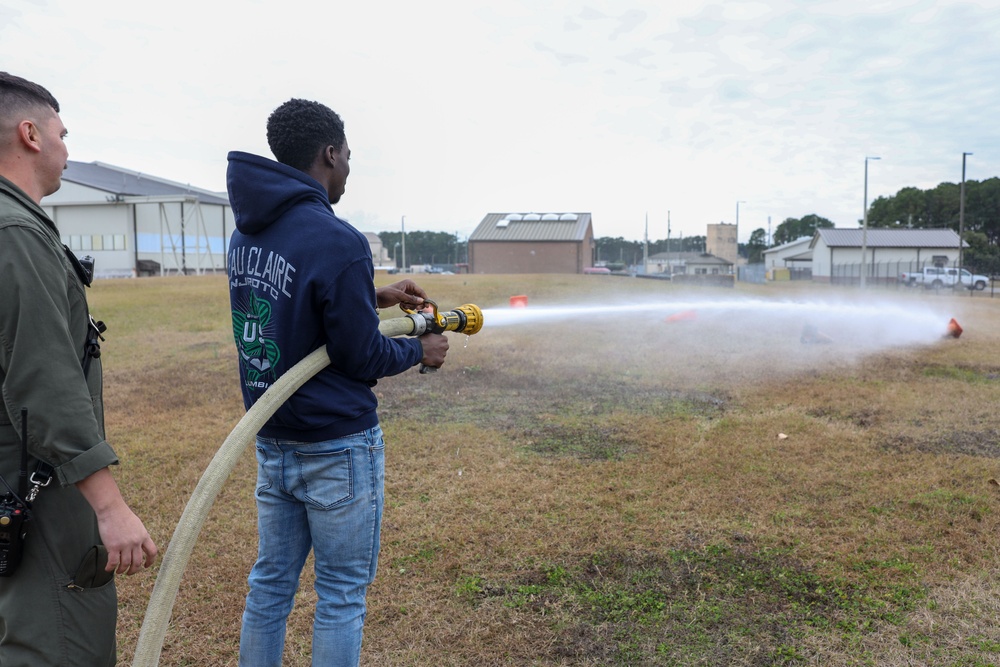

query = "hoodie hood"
[227, 151, 330, 234]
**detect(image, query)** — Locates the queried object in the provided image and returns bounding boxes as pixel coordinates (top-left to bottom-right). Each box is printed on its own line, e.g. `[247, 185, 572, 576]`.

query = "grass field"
[93, 274, 1000, 666]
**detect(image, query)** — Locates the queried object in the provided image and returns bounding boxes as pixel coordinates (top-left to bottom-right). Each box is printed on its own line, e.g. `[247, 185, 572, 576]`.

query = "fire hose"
[132, 302, 483, 667]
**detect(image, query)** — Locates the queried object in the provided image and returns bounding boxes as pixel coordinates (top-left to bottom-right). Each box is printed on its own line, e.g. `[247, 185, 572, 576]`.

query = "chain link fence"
[829, 259, 993, 291]
[744, 260, 996, 295]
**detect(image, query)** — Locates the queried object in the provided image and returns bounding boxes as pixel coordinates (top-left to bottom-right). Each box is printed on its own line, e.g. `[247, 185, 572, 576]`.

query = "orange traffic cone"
[945, 318, 963, 339]
[665, 309, 697, 323]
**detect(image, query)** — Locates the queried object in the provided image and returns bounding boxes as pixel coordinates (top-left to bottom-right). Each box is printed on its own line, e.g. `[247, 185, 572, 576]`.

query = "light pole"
[400, 215, 407, 273]
[735, 201, 745, 277]
[959, 152, 972, 274]
[860, 156, 880, 289]
[667, 210, 672, 275]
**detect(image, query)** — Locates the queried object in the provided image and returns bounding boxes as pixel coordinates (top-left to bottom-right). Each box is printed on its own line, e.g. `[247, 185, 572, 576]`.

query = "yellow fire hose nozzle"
[398, 300, 483, 336]
[393, 301, 483, 373]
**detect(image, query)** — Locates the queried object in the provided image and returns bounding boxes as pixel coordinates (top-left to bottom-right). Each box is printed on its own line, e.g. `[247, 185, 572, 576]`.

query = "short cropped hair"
[0, 72, 60, 124]
[266, 98, 345, 171]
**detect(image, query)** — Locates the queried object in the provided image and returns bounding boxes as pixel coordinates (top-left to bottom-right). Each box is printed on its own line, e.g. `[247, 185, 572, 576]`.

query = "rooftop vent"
[559, 213, 578, 221]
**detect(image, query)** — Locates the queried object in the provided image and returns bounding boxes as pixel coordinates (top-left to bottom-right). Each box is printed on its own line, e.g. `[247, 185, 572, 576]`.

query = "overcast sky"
[3, 0, 998, 243]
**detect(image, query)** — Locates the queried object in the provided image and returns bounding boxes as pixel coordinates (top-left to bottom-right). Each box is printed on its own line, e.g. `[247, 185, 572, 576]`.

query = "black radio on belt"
[0, 409, 34, 577]
[0, 495, 30, 577]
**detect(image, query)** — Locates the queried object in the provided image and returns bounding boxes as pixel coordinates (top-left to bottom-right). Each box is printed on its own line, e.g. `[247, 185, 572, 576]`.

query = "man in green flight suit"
[0, 72, 158, 666]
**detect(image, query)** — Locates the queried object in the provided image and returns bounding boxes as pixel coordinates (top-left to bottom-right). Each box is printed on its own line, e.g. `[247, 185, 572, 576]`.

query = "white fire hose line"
[133, 316, 419, 666]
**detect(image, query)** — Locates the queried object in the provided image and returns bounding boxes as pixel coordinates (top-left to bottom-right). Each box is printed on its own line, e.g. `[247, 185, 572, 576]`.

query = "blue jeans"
[239, 426, 385, 667]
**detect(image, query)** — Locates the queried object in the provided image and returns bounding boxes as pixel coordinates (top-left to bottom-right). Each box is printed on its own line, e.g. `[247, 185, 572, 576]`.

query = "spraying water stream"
[478, 296, 956, 383]
[483, 297, 949, 345]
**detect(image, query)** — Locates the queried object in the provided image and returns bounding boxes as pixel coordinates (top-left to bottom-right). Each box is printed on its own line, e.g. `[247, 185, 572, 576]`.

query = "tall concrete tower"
[706, 222, 738, 266]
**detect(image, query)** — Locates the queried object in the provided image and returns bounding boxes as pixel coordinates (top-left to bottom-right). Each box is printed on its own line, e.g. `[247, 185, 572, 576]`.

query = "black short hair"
[266, 98, 345, 171]
[0, 72, 60, 121]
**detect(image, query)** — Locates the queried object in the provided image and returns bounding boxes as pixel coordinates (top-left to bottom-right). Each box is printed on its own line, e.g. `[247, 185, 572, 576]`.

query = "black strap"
[26, 248, 106, 494]
[18, 409, 28, 501]
[62, 244, 93, 287]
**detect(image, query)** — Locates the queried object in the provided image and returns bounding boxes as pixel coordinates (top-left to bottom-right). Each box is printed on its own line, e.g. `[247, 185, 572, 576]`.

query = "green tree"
[964, 177, 1000, 245]
[961, 231, 1000, 276]
[746, 228, 768, 263]
[772, 214, 835, 245]
[595, 236, 641, 265]
[595, 235, 707, 267]
[867, 187, 928, 228]
[378, 231, 462, 267]
[864, 178, 1000, 248]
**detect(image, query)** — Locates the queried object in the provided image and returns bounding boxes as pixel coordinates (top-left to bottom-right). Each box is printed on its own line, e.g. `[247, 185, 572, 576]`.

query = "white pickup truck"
[900, 266, 990, 290]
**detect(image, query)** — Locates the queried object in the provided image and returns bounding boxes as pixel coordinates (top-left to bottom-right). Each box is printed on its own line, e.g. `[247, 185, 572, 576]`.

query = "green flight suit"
[0, 175, 121, 666]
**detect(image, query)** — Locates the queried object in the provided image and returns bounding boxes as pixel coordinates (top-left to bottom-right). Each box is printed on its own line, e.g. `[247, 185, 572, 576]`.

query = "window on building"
[60, 234, 126, 251]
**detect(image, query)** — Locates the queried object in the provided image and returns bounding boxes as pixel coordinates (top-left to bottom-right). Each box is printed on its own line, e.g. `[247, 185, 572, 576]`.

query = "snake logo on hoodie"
[232, 292, 281, 388]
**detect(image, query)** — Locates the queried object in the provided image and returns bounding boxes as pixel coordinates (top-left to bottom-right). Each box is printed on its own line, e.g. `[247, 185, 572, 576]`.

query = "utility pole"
[735, 200, 745, 280]
[401, 215, 407, 273]
[860, 156, 880, 289]
[643, 212, 649, 275]
[959, 152, 972, 275]
[667, 210, 672, 275]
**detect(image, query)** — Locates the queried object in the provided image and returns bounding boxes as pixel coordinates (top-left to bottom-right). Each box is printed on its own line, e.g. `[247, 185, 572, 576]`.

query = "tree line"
[743, 177, 1000, 272]
[866, 177, 1000, 275]
[376, 177, 1000, 273]
[377, 231, 467, 268]
[375, 230, 710, 271]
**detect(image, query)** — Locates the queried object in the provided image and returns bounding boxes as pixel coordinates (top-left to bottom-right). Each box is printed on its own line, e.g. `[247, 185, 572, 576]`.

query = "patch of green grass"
[460, 541, 928, 664]
[523, 422, 639, 460]
[908, 488, 991, 523]
[921, 364, 1000, 383]
[453, 575, 484, 602]
[391, 542, 441, 574]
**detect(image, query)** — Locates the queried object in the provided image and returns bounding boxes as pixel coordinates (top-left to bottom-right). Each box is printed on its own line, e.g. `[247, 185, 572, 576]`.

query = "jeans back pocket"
[295, 448, 353, 509]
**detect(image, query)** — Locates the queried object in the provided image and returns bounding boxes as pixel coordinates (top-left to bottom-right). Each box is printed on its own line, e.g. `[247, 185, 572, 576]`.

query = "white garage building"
[810, 228, 966, 284]
[40, 161, 232, 277]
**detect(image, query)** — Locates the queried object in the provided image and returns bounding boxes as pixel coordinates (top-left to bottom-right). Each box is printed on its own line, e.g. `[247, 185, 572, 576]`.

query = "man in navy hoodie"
[227, 98, 448, 667]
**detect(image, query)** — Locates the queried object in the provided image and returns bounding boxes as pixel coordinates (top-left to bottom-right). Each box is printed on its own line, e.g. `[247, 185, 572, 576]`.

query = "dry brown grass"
[92, 274, 1000, 666]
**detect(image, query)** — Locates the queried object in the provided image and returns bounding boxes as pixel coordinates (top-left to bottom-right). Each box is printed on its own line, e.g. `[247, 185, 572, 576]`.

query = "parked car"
[583, 266, 612, 274]
[900, 266, 989, 290]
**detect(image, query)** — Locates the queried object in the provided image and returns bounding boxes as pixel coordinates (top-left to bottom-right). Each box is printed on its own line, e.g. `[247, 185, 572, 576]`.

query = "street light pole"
[667, 210, 672, 275]
[735, 200, 745, 278]
[860, 156, 880, 289]
[401, 215, 407, 273]
[959, 152, 972, 274]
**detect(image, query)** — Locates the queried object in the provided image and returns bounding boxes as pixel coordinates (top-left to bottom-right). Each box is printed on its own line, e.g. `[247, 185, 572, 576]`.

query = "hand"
[376, 279, 427, 311]
[95, 502, 159, 575]
[76, 468, 158, 575]
[418, 332, 449, 369]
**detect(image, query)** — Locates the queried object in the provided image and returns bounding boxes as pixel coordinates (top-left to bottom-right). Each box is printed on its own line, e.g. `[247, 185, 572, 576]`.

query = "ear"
[324, 145, 338, 167]
[17, 120, 43, 154]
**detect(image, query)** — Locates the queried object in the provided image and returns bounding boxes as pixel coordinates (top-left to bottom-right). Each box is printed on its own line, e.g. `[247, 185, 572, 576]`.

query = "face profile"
[328, 141, 350, 204]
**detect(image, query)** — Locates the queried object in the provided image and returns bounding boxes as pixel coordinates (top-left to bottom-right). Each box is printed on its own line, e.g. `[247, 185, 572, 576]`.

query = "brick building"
[467, 212, 595, 274]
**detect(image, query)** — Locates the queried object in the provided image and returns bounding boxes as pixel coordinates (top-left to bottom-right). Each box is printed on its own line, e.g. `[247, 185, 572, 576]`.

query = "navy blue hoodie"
[227, 151, 422, 441]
